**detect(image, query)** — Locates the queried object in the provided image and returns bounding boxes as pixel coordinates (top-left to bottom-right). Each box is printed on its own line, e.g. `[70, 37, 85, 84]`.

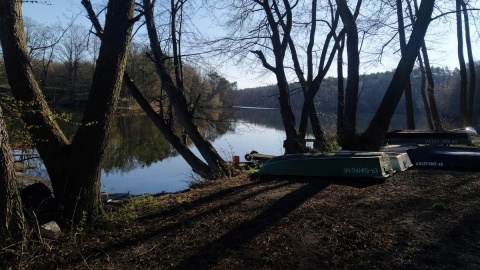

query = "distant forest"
[234, 65, 479, 124]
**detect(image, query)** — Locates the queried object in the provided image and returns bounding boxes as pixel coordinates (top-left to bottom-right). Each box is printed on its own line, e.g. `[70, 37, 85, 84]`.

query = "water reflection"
[23, 107, 436, 194]
[103, 114, 175, 174]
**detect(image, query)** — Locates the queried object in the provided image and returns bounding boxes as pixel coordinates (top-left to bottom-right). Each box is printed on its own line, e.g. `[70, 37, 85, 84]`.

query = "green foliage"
[405, 246, 422, 254]
[103, 195, 159, 226]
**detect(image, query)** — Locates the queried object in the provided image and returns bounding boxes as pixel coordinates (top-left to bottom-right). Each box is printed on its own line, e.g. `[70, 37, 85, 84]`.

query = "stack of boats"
[250, 127, 479, 179]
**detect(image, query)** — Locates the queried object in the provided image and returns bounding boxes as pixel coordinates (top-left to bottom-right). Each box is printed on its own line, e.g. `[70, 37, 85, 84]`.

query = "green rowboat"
[253, 152, 393, 178]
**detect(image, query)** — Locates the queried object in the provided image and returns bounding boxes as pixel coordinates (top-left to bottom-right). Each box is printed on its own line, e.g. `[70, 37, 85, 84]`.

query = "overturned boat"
[407, 145, 480, 169]
[253, 152, 394, 179]
[336, 151, 412, 172]
[385, 130, 473, 145]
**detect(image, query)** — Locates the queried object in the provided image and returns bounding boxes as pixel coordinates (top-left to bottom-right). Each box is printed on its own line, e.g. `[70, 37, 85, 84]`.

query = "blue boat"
[407, 145, 480, 169]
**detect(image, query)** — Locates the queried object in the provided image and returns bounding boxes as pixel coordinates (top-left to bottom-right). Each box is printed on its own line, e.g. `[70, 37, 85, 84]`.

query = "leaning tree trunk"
[0, 106, 26, 250]
[123, 73, 214, 178]
[359, 0, 435, 150]
[143, 0, 232, 176]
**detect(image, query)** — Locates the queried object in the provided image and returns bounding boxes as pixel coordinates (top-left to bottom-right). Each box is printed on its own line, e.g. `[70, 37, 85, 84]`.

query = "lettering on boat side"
[424, 139, 458, 144]
[415, 161, 444, 166]
[344, 167, 379, 174]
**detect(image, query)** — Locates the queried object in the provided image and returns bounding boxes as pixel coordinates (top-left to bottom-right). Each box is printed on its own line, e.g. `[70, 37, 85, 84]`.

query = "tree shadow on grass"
[253, 175, 386, 189]
[135, 180, 292, 222]
[173, 181, 331, 269]
[78, 180, 295, 260]
[76, 177, 386, 268]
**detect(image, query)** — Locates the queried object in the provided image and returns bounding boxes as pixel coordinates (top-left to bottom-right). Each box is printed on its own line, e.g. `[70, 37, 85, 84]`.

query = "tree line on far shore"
[235, 65, 480, 127]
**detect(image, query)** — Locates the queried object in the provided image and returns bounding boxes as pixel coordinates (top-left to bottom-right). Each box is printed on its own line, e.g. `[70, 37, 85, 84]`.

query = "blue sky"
[23, 0, 87, 25]
[21, 0, 273, 89]
[21, 1, 477, 90]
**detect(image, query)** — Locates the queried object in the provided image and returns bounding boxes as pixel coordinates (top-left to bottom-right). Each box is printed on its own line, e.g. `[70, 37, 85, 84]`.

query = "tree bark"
[0, 106, 26, 250]
[359, 0, 435, 150]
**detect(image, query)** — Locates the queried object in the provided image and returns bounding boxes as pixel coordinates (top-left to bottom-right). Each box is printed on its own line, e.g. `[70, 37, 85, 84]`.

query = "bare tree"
[141, 0, 232, 177]
[248, 0, 305, 153]
[0, 0, 137, 223]
[336, 0, 362, 149]
[417, 53, 434, 129]
[359, 0, 435, 150]
[290, 0, 342, 151]
[408, 0, 443, 130]
[208, 0, 350, 153]
[58, 24, 89, 101]
[23, 18, 68, 91]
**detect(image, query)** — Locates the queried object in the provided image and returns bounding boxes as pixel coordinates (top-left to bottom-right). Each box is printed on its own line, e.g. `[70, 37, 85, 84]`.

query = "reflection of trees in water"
[230, 107, 338, 134]
[103, 109, 237, 174]
[197, 109, 237, 141]
[230, 107, 284, 130]
[103, 113, 173, 173]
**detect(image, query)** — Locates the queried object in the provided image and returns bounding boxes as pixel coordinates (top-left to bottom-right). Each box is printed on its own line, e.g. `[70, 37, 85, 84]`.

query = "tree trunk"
[0, 0, 136, 223]
[0, 106, 26, 250]
[60, 0, 135, 223]
[417, 55, 434, 129]
[420, 43, 443, 130]
[336, 0, 360, 149]
[277, 78, 304, 154]
[456, 0, 468, 127]
[359, 0, 435, 150]
[396, 0, 415, 129]
[123, 73, 214, 178]
[293, 1, 342, 152]
[337, 37, 346, 144]
[143, 0, 232, 174]
[460, 0, 476, 126]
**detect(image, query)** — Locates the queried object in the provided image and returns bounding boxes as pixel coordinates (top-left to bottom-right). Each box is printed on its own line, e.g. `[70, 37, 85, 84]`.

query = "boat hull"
[336, 151, 412, 172]
[407, 145, 480, 169]
[253, 153, 393, 178]
[385, 130, 472, 145]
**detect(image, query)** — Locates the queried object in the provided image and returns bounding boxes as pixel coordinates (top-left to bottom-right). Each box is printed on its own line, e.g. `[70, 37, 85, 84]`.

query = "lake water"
[24, 107, 433, 195]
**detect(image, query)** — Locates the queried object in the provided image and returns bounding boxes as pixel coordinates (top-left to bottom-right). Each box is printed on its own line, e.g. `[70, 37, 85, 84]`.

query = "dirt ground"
[12, 166, 480, 270]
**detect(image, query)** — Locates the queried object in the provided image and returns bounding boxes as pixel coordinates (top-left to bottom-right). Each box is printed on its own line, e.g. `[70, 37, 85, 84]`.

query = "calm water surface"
[101, 120, 287, 194]
[24, 107, 432, 195]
